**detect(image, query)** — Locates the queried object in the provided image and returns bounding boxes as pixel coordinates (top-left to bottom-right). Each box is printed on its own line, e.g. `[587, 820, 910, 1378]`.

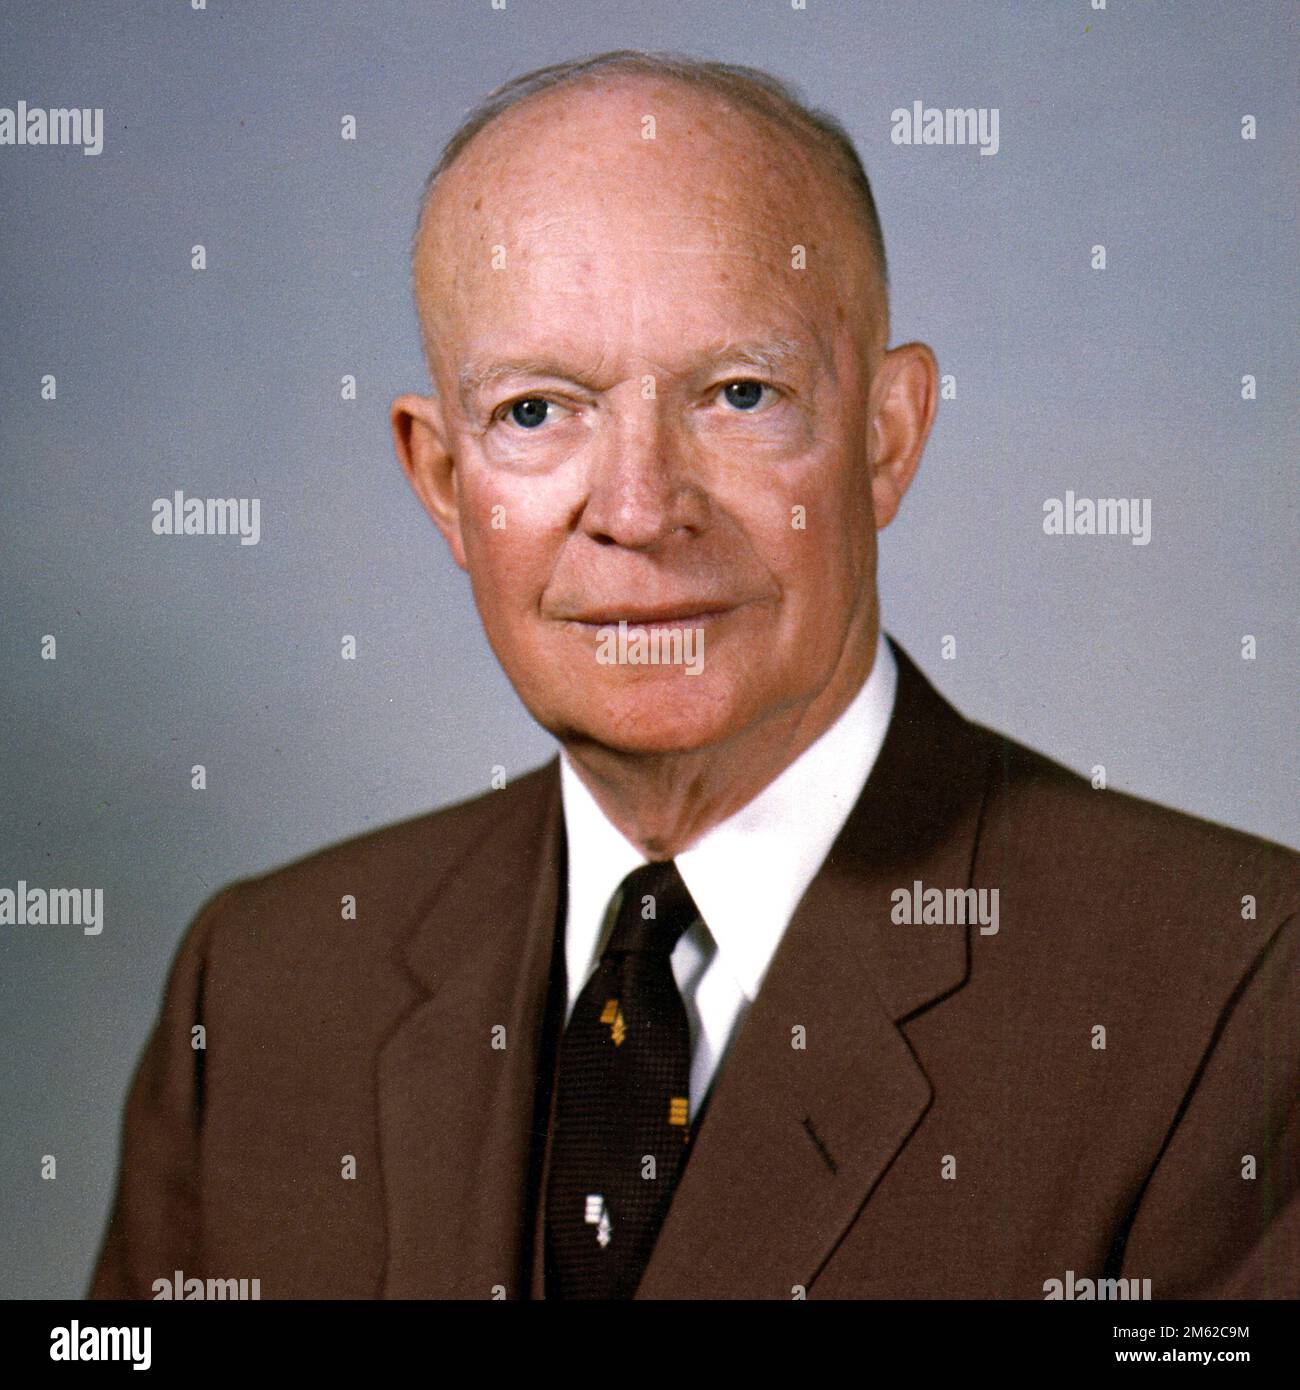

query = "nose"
[579, 401, 709, 550]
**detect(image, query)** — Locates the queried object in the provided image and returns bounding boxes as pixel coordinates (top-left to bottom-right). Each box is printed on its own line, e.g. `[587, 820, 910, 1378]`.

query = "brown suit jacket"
[89, 640, 1299, 1299]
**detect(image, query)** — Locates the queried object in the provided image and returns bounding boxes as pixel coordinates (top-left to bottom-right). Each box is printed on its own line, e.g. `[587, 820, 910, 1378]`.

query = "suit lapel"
[376, 765, 564, 1298]
[635, 642, 994, 1298]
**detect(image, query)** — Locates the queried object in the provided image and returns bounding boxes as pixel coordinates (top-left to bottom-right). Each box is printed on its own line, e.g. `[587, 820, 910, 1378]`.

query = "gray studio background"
[1, 1, 1295, 1298]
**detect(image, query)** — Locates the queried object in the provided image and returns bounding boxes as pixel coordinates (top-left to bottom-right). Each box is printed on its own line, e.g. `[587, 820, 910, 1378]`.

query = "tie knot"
[605, 859, 699, 957]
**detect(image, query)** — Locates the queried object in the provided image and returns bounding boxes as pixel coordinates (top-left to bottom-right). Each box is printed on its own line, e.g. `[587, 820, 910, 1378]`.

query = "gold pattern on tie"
[600, 998, 626, 1046]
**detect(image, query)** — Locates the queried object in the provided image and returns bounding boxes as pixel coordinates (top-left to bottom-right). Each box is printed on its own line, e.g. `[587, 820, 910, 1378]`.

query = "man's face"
[404, 81, 890, 757]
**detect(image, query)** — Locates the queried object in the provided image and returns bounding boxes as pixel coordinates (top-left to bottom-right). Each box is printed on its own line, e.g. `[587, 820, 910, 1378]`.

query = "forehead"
[436, 76, 843, 230]
[417, 78, 874, 379]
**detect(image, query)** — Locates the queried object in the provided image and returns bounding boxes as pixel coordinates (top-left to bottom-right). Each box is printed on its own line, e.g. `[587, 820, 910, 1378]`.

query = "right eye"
[499, 397, 568, 430]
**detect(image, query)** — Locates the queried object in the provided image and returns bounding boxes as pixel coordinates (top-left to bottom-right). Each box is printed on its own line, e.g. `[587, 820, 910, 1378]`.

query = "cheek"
[774, 534, 855, 639]
[456, 471, 564, 621]
[745, 459, 870, 597]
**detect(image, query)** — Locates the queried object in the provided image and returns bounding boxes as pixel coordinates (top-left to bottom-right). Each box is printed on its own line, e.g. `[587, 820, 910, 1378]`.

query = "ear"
[866, 341, 939, 530]
[390, 391, 467, 570]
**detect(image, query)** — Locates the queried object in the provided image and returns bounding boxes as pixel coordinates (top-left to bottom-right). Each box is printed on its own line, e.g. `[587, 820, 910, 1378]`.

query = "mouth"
[560, 603, 738, 630]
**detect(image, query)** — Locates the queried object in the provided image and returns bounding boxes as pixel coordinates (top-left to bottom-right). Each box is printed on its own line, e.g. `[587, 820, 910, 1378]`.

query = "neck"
[561, 612, 881, 858]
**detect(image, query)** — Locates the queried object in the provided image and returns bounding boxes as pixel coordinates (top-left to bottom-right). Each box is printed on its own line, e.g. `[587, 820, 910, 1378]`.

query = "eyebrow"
[458, 358, 600, 410]
[457, 336, 814, 411]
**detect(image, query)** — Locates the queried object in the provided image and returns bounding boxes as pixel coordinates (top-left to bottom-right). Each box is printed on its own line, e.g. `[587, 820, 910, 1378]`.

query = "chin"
[547, 677, 753, 758]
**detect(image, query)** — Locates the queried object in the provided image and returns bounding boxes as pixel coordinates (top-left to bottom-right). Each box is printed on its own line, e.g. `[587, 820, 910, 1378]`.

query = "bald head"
[410, 57, 890, 394]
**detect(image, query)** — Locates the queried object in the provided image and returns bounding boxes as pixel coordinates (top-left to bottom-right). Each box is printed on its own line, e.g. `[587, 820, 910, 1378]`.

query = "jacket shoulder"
[190, 758, 560, 961]
[972, 721, 1299, 928]
[888, 640, 1297, 923]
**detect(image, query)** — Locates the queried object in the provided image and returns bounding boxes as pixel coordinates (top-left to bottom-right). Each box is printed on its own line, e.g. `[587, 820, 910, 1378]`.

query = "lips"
[562, 602, 735, 625]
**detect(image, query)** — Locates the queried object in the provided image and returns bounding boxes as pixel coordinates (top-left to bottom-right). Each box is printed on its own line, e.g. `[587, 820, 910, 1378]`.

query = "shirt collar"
[560, 630, 898, 1006]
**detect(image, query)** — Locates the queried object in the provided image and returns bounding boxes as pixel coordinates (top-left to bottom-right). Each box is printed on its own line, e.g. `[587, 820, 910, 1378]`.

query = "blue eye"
[509, 398, 551, 428]
[722, 380, 767, 410]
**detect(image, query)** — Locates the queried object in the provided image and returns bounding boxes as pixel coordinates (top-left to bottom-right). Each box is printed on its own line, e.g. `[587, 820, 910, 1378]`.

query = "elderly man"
[91, 51, 1297, 1301]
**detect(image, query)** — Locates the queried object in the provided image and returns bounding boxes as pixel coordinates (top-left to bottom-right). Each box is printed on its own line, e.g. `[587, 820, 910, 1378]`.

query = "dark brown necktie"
[544, 859, 700, 1299]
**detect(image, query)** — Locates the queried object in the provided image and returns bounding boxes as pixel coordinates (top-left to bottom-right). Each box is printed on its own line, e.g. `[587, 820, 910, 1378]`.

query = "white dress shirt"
[559, 630, 898, 1120]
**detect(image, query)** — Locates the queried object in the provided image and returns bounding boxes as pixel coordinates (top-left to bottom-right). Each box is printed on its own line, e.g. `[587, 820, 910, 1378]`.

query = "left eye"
[720, 380, 773, 411]
[506, 397, 555, 429]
